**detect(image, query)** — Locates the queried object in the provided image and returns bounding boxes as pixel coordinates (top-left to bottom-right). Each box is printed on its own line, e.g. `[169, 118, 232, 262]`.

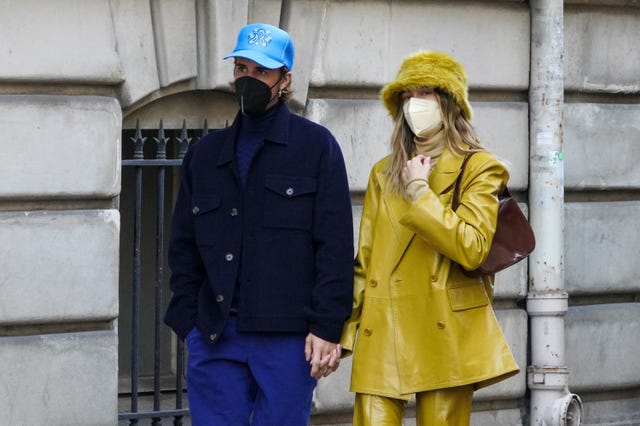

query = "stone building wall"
[0, 1, 638, 425]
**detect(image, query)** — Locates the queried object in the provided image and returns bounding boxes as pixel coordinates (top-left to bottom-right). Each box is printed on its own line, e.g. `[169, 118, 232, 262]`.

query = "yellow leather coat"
[340, 148, 519, 399]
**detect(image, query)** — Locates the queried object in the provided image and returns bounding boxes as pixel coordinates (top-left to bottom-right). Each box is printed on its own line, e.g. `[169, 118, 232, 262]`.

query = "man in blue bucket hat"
[165, 23, 354, 425]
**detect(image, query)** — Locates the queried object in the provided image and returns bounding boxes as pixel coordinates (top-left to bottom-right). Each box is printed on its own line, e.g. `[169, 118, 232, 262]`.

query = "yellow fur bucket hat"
[381, 51, 472, 120]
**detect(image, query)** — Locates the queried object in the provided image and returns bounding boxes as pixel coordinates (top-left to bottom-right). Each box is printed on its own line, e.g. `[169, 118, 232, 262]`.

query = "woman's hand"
[401, 154, 431, 187]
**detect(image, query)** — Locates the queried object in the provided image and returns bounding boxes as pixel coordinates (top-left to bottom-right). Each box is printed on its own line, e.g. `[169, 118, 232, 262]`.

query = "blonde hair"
[386, 89, 485, 194]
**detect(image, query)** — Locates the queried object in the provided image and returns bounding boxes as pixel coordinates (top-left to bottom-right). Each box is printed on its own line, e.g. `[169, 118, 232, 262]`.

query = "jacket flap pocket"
[191, 194, 221, 215]
[447, 281, 489, 311]
[265, 175, 316, 198]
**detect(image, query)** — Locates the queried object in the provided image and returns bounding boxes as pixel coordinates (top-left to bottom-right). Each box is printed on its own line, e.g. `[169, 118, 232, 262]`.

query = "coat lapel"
[376, 149, 467, 271]
[376, 169, 416, 272]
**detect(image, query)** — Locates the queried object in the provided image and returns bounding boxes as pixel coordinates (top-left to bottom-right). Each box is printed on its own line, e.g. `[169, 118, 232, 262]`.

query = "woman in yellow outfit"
[340, 51, 520, 425]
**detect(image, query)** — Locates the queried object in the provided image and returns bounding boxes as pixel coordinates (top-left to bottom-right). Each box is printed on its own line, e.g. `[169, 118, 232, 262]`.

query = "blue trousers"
[185, 316, 317, 426]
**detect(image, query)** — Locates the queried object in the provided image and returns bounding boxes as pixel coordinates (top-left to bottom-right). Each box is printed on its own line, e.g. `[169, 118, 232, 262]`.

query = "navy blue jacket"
[164, 103, 354, 345]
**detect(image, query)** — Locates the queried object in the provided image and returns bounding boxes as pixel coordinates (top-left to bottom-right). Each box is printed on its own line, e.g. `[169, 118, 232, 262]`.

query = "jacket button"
[363, 328, 372, 336]
[370, 280, 378, 287]
[216, 294, 224, 303]
[286, 187, 294, 196]
[192, 206, 200, 214]
[225, 253, 234, 261]
[209, 333, 217, 341]
[230, 208, 238, 216]
[437, 321, 445, 329]
[430, 275, 437, 282]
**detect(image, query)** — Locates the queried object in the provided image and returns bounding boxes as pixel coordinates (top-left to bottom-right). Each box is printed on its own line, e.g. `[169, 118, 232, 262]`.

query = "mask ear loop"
[270, 74, 285, 100]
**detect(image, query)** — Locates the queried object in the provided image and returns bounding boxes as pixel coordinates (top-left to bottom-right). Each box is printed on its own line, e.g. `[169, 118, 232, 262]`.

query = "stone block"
[473, 102, 530, 190]
[194, 1, 250, 91]
[494, 260, 529, 300]
[579, 394, 640, 426]
[0, 0, 121, 83]
[565, 103, 640, 189]
[0, 210, 119, 324]
[151, 0, 198, 87]
[0, 95, 121, 199]
[110, 0, 160, 105]
[307, 99, 391, 192]
[565, 8, 640, 93]
[0, 331, 118, 426]
[566, 304, 640, 391]
[311, 2, 529, 90]
[565, 202, 640, 294]
[470, 408, 524, 426]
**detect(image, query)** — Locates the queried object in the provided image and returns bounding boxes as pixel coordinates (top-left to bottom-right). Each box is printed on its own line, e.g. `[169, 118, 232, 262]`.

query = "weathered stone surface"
[0, 95, 121, 199]
[565, 103, 640, 189]
[565, 7, 640, 93]
[310, 2, 529, 90]
[565, 202, 640, 294]
[0, 0, 121, 83]
[566, 304, 640, 391]
[0, 210, 119, 324]
[0, 331, 118, 426]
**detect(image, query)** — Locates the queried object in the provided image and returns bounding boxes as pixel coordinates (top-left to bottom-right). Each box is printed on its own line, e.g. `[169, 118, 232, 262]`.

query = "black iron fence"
[118, 120, 211, 425]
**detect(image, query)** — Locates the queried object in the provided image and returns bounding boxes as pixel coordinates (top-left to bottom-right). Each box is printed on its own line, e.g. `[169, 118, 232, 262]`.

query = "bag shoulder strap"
[452, 152, 475, 211]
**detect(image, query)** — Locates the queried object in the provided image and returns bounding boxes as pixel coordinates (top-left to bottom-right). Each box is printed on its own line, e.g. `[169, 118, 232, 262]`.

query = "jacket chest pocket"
[191, 193, 222, 246]
[264, 175, 316, 230]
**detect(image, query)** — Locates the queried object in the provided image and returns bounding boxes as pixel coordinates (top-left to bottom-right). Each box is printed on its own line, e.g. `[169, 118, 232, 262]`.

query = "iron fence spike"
[131, 119, 146, 160]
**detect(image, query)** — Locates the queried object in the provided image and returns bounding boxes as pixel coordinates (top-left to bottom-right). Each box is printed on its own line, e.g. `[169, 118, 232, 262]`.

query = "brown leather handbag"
[452, 153, 536, 276]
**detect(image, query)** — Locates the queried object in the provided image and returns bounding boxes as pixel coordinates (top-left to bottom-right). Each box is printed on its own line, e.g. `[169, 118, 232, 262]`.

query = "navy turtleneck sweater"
[235, 103, 279, 187]
[232, 102, 280, 311]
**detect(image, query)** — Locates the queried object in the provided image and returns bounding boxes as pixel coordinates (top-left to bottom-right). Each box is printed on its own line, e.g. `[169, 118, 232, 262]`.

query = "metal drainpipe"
[527, 1, 582, 425]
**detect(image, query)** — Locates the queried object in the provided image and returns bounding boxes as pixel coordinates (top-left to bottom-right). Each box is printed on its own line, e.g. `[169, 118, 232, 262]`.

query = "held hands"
[305, 333, 342, 379]
[401, 154, 431, 187]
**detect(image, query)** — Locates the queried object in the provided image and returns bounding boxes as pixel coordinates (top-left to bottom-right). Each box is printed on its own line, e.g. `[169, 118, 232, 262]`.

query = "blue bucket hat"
[224, 23, 295, 70]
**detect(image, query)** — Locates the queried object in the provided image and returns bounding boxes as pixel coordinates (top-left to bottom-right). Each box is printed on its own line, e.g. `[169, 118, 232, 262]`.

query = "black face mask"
[234, 76, 280, 117]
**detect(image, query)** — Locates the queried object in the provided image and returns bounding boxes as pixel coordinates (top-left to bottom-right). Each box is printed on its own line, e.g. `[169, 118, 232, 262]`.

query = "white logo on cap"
[248, 28, 272, 48]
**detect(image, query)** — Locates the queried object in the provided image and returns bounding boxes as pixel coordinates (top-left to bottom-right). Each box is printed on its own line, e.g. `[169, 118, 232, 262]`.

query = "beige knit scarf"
[413, 125, 446, 169]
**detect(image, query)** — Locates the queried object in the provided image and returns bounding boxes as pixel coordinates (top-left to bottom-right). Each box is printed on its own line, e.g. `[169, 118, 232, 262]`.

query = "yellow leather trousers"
[353, 385, 474, 426]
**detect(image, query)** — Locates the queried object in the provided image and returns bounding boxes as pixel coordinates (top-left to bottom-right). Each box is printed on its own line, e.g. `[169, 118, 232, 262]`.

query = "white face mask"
[403, 97, 442, 137]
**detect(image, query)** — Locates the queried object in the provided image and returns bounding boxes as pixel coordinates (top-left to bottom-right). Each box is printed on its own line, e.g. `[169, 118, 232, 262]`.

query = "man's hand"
[305, 333, 342, 379]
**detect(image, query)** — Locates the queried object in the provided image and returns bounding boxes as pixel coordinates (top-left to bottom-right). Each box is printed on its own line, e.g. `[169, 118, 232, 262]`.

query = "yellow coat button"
[370, 280, 378, 287]
[430, 275, 437, 282]
[437, 321, 445, 329]
[363, 328, 372, 336]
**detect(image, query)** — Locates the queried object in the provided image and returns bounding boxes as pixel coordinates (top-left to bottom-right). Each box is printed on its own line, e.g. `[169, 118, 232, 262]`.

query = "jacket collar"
[376, 147, 466, 198]
[217, 102, 290, 166]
